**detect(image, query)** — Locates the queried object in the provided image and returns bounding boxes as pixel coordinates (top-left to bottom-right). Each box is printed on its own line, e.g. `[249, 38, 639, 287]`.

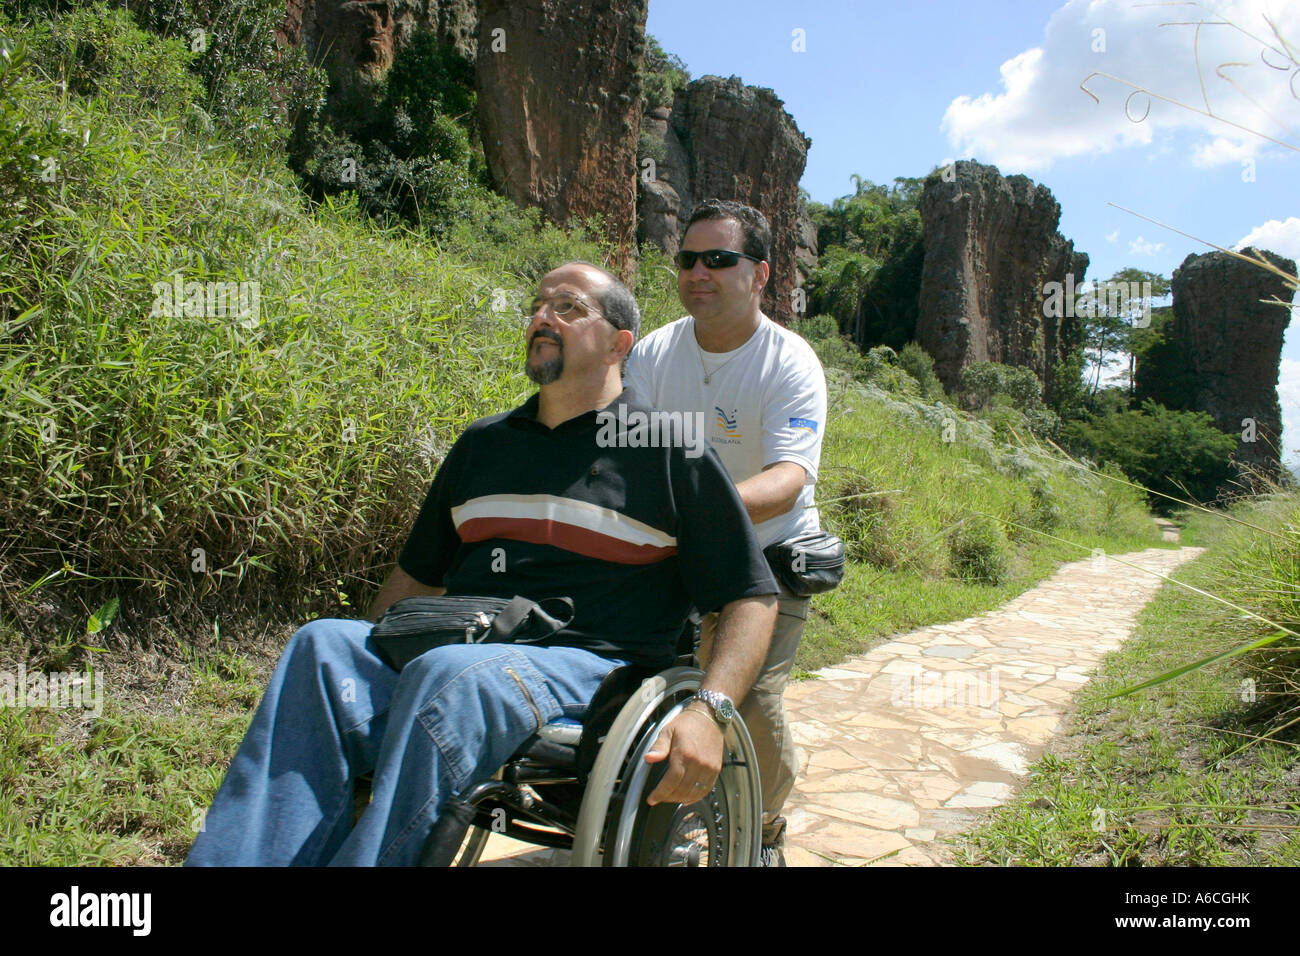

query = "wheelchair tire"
[570, 667, 762, 867]
[453, 825, 489, 866]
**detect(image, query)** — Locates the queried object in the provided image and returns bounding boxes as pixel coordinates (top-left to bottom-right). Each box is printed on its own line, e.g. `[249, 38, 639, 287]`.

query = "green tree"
[807, 175, 924, 348]
[1077, 268, 1170, 395]
[1064, 400, 1236, 508]
[639, 35, 689, 111]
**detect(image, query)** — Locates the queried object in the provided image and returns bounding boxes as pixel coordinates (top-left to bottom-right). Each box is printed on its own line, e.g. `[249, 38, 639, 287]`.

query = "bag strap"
[488, 595, 575, 644]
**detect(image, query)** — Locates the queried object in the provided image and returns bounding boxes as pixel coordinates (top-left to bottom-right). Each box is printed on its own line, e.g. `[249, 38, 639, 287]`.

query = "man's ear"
[752, 260, 770, 296]
[610, 329, 635, 365]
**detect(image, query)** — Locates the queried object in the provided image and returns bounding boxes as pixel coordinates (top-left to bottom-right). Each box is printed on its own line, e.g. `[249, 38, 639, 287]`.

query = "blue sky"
[647, 0, 1300, 462]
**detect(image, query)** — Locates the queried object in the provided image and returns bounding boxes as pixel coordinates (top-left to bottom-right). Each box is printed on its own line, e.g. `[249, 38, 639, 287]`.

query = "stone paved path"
[782, 544, 1201, 866]
[478, 540, 1201, 866]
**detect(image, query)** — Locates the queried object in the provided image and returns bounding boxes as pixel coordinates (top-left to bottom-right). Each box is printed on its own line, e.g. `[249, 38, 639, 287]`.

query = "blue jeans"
[185, 618, 623, 866]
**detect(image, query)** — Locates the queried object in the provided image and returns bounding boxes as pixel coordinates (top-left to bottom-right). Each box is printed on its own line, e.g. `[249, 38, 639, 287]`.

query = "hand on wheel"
[643, 706, 723, 805]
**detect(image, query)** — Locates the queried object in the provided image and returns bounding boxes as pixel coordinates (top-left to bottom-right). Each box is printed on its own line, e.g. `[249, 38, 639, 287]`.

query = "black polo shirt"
[397, 389, 777, 667]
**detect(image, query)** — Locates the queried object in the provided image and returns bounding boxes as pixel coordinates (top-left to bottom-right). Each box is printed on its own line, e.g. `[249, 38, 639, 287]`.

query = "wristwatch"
[689, 689, 736, 728]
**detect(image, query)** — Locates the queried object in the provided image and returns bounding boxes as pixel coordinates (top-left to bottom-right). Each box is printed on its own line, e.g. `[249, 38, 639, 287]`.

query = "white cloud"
[1235, 217, 1300, 263]
[941, 0, 1300, 172]
[1129, 235, 1164, 256]
[1278, 357, 1300, 468]
[1106, 229, 1119, 242]
[1191, 136, 1260, 167]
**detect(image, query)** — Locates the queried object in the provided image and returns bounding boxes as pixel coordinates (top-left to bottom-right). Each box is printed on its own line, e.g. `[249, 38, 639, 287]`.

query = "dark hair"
[571, 261, 640, 341]
[684, 199, 771, 263]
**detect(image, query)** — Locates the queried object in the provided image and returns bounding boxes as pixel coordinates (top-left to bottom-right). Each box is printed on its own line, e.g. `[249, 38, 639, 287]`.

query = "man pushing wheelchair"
[185, 261, 778, 866]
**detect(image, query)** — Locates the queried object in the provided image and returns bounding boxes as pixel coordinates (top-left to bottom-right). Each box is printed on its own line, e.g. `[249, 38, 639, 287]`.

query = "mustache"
[530, 329, 562, 347]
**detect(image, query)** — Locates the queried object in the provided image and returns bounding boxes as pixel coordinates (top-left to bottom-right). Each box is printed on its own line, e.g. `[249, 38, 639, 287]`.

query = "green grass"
[955, 495, 1300, 866]
[0, 680, 254, 865]
[795, 374, 1162, 673]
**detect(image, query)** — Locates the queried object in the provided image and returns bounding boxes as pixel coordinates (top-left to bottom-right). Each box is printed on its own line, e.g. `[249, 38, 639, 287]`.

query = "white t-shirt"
[625, 316, 828, 549]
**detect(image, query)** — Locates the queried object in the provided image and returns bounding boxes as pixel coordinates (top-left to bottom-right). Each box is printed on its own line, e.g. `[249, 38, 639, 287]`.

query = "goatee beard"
[525, 336, 563, 385]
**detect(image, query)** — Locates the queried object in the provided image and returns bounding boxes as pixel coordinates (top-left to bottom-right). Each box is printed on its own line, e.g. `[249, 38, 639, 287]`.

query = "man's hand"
[643, 705, 724, 805]
[367, 566, 444, 622]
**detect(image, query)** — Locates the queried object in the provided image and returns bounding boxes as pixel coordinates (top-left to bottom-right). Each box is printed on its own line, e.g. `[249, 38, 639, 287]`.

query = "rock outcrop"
[277, 4, 812, 289]
[1162, 248, 1296, 474]
[637, 76, 813, 321]
[279, 0, 478, 108]
[916, 160, 1087, 393]
[475, 0, 647, 277]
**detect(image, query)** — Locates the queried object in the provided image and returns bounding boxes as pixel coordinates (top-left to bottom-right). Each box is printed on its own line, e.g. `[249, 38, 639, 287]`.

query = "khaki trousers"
[698, 583, 807, 846]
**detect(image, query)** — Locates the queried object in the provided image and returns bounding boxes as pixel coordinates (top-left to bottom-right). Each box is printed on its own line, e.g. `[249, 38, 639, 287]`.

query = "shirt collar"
[507, 388, 633, 431]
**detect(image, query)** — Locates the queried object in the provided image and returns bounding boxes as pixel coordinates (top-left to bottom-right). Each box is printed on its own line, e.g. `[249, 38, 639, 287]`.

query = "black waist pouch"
[370, 595, 576, 671]
[763, 530, 846, 598]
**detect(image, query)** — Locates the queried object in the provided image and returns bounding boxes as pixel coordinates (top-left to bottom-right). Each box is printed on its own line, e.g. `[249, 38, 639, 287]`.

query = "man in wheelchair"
[185, 262, 779, 866]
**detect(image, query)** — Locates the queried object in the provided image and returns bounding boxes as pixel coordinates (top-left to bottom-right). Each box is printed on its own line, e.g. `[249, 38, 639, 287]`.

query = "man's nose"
[527, 306, 557, 335]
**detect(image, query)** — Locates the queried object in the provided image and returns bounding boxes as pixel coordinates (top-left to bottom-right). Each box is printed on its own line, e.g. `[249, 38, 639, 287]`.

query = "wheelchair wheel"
[453, 825, 489, 866]
[570, 667, 762, 867]
[626, 785, 728, 866]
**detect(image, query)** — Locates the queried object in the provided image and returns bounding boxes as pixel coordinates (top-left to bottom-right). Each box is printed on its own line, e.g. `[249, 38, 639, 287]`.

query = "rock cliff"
[475, 0, 647, 277]
[1162, 248, 1296, 474]
[637, 75, 813, 321]
[279, 0, 477, 109]
[916, 160, 1087, 393]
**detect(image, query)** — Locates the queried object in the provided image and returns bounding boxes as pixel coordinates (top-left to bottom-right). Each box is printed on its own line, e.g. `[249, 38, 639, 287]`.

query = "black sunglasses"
[674, 248, 764, 270]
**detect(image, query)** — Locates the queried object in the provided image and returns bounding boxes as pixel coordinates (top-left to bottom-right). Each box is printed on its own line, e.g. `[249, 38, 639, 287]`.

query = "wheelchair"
[415, 622, 763, 867]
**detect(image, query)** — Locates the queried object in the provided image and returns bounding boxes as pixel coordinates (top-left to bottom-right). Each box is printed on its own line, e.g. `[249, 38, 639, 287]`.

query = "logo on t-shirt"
[788, 417, 819, 434]
[714, 406, 742, 438]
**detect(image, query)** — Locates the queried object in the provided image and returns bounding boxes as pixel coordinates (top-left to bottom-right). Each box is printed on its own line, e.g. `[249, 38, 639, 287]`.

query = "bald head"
[542, 262, 640, 339]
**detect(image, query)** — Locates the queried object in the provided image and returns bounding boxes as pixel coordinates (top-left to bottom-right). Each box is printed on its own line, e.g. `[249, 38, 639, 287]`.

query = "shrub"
[898, 342, 944, 400]
[0, 30, 78, 254]
[861, 345, 920, 397]
[126, 0, 327, 154]
[789, 314, 867, 377]
[961, 361, 1061, 439]
[20, 4, 202, 116]
[948, 515, 1010, 585]
[640, 35, 688, 112]
[1064, 400, 1237, 508]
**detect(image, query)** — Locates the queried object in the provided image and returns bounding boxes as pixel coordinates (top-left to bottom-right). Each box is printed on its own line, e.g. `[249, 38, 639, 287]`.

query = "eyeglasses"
[674, 249, 764, 270]
[524, 293, 609, 325]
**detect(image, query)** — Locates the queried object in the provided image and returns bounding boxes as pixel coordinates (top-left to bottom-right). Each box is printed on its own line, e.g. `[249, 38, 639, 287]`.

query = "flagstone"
[961, 740, 1031, 774]
[806, 749, 868, 775]
[799, 769, 892, 794]
[813, 667, 870, 680]
[778, 544, 1203, 867]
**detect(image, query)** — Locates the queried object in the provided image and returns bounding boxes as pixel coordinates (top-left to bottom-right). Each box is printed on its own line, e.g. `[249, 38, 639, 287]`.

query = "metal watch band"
[691, 689, 735, 726]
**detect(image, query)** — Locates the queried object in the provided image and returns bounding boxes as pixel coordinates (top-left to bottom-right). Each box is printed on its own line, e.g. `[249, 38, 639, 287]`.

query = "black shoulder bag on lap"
[369, 595, 576, 672]
[763, 530, 846, 597]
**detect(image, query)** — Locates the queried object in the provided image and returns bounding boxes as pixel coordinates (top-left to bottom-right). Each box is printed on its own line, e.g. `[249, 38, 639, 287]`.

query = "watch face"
[717, 698, 735, 721]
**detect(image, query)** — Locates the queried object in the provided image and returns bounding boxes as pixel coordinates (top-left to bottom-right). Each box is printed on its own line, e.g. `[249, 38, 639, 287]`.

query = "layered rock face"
[637, 76, 814, 321]
[1165, 249, 1296, 474]
[279, 0, 477, 106]
[475, 0, 647, 277]
[916, 160, 1087, 393]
